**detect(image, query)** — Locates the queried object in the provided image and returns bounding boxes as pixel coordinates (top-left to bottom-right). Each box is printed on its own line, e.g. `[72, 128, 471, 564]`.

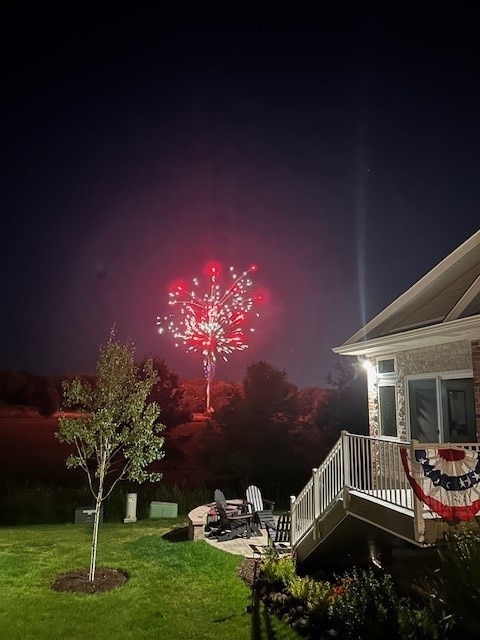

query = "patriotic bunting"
[400, 446, 480, 521]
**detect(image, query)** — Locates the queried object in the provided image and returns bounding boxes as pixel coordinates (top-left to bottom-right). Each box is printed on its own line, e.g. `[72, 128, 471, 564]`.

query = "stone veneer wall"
[367, 340, 473, 440]
[366, 366, 379, 438]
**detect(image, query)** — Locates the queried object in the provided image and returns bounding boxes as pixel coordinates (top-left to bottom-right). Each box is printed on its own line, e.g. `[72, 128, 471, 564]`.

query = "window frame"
[376, 356, 398, 439]
[405, 370, 473, 442]
[377, 357, 396, 375]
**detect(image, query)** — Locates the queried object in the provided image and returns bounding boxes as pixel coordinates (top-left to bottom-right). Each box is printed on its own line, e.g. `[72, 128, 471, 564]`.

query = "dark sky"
[1, 7, 479, 388]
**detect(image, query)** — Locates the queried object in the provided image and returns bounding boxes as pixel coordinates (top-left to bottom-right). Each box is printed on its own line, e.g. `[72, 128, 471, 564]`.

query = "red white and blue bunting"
[400, 446, 480, 521]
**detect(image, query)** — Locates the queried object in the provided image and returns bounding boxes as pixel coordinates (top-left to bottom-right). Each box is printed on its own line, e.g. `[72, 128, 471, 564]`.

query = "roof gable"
[341, 230, 480, 348]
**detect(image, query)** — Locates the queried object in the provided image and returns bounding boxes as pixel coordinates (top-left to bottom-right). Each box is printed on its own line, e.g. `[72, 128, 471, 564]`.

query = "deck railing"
[290, 432, 479, 548]
[346, 433, 411, 509]
[290, 437, 343, 545]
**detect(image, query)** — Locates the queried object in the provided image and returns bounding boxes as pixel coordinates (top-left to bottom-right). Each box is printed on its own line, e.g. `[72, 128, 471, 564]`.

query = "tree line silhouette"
[1, 357, 368, 504]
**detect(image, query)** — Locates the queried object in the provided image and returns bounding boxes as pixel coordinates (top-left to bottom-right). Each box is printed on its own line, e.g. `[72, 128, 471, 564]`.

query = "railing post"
[341, 431, 351, 509]
[290, 495, 296, 546]
[410, 439, 425, 543]
[312, 468, 319, 540]
[312, 468, 319, 518]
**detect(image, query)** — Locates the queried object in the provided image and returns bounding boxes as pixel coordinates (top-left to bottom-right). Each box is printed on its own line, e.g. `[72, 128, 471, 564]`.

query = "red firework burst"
[157, 263, 260, 412]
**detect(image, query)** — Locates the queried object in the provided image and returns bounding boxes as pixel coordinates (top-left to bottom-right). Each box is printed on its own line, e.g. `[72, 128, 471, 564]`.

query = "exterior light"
[358, 356, 375, 371]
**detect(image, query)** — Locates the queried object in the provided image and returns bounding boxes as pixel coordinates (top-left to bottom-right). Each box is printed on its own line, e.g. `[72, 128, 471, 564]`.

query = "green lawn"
[0, 518, 300, 640]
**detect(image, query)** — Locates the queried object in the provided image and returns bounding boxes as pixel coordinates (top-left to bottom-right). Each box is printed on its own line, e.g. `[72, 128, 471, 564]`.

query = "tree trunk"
[89, 465, 105, 581]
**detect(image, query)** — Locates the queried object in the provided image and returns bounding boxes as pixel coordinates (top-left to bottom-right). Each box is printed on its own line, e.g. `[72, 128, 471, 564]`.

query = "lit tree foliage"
[56, 329, 165, 581]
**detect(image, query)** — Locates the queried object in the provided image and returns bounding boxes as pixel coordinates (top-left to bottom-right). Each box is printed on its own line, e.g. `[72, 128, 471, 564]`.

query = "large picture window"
[407, 375, 475, 443]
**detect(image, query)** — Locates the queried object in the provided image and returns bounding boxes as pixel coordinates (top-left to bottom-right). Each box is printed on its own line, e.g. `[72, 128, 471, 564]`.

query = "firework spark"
[157, 263, 260, 412]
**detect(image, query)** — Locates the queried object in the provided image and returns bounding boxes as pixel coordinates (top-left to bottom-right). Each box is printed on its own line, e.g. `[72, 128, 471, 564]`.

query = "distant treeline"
[1, 357, 369, 523]
[0, 356, 367, 432]
[0, 369, 65, 416]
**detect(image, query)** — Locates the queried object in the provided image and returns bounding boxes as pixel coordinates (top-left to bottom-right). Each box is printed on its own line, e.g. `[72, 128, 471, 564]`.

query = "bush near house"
[427, 522, 480, 639]
[257, 552, 441, 639]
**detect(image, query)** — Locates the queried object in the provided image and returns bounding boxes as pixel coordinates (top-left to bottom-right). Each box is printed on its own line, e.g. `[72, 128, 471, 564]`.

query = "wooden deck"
[290, 433, 473, 564]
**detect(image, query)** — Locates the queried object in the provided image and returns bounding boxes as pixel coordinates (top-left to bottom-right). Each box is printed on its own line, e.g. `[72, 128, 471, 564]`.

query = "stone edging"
[187, 504, 213, 541]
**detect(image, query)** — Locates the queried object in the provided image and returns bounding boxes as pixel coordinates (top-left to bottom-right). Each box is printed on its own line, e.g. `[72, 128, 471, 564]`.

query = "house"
[290, 230, 480, 566]
[333, 229, 480, 445]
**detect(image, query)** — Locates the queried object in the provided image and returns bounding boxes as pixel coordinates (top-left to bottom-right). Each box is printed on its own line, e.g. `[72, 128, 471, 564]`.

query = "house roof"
[334, 230, 480, 357]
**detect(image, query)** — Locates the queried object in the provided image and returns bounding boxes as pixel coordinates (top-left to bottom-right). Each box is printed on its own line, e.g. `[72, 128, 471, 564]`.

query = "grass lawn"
[0, 518, 300, 640]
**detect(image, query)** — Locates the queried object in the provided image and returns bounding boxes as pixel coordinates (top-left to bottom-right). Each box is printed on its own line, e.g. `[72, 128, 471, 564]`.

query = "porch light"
[358, 356, 375, 371]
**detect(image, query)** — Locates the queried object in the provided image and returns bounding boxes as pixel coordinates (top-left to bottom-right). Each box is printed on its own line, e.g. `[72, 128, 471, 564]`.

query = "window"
[407, 375, 475, 443]
[378, 358, 395, 374]
[378, 385, 397, 437]
[408, 378, 438, 442]
[377, 357, 398, 437]
[442, 379, 475, 442]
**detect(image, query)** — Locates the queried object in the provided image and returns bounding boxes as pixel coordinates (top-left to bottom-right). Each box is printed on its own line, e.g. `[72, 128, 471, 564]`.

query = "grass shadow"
[250, 592, 279, 640]
[162, 526, 190, 543]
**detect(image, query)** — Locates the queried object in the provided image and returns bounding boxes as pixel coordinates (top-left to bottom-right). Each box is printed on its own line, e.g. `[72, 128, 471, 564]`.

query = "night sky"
[1, 7, 479, 388]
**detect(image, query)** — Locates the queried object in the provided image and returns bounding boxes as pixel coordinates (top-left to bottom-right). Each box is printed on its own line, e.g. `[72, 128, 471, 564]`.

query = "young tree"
[56, 330, 165, 581]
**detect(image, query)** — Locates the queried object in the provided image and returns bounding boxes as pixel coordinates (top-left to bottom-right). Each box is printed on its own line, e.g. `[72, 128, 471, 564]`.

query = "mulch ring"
[51, 567, 129, 594]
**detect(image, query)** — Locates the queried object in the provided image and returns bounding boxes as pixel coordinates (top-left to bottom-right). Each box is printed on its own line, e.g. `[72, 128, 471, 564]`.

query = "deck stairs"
[290, 432, 478, 565]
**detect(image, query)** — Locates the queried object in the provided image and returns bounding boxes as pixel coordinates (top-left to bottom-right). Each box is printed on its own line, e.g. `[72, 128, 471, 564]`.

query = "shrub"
[288, 575, 331, 620]
[328, 567, 400, 639]
[397, 600, 440, 640]
[261, 552, 297, 588]
[2, 483, 92, 525]
[258, 552, 443, 639]
[1, 481, 211, 525]
[429, 522, 480, 638]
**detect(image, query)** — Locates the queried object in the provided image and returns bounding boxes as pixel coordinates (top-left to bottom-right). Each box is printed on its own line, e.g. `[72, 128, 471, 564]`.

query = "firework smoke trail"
[157, 263, 260, 412]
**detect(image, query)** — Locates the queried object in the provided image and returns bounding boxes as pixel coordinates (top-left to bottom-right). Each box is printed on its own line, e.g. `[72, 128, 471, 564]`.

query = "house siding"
[367, 340, 473, 440]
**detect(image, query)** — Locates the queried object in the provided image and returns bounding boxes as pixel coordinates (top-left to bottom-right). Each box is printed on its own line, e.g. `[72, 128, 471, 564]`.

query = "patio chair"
[213, 489, 242, 514]
[265, 512, 291, 555]
[205, 489, 249, 536]
[245, 485, 275, 530]
[211, 503, 254, 542]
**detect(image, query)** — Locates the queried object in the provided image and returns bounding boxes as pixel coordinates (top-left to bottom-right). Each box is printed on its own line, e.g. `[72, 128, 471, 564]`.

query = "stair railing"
[291, 434, 344, 546]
